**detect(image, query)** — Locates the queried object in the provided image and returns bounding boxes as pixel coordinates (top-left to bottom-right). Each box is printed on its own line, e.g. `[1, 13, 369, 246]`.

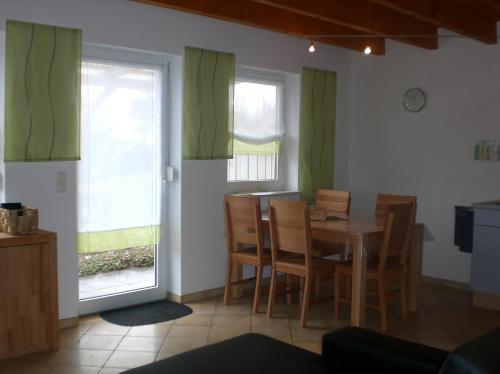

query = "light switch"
[56, 172, 66, 193]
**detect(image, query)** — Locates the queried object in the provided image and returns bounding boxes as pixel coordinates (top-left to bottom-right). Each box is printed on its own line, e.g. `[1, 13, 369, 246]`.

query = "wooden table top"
[310, 213, 385, 235]
[262, 211, 385, 235]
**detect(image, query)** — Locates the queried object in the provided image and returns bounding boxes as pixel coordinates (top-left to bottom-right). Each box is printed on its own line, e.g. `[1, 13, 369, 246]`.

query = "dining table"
[232, 210, 424, 328]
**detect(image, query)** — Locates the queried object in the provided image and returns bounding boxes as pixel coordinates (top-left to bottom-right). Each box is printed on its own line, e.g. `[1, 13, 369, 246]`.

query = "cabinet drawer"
[471, 225, 500, 294]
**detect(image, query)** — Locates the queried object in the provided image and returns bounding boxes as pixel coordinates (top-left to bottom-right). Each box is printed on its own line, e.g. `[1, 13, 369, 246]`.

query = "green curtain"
[183, 47, 234, 160]
[298, 67, 337, 203]
[4, 20, 81, 162]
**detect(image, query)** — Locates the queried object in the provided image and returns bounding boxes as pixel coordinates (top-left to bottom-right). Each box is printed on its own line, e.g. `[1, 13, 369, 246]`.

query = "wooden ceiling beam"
[477, 0, 500, 19]
[369, 0, 497, 44]
[133, 0, 385, 55]
[250, 0, 438, 50]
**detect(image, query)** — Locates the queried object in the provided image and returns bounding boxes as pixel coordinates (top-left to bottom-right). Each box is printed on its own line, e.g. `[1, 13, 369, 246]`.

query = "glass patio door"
[77, 48, 167, 313]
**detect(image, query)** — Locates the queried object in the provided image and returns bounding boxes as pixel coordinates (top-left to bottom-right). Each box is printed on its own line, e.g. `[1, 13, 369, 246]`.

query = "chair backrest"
[223, 194, 264, 257]
[268, 198, 312, 266]
[377, 203, 415, 273]
[315, 189, 350, 213]
[375, 193, 417, 220]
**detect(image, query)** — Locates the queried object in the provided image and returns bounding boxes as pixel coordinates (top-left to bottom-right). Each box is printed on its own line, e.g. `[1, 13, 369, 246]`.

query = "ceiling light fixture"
[364, 46, 372, 55]
[308, 41, 316, 53]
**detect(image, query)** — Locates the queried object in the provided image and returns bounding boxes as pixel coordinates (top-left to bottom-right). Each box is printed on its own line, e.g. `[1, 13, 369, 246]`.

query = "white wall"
[0, 0, 351, 317]
[349, 35, 500, 284]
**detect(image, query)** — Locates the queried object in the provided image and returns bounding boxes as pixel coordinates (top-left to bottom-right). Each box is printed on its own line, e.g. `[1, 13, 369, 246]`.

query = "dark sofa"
[125, 326, 500, 374]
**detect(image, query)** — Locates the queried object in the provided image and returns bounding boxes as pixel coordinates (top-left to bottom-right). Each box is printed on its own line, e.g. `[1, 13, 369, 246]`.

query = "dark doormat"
[100, 300, 193, 326]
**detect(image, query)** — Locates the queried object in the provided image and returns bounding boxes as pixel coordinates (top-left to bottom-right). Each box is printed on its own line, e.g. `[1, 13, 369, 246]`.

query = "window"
[228, 73, 284, 182]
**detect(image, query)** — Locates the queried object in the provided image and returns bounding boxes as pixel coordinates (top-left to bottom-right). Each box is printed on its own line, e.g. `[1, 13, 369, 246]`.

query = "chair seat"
[230, 247, 272, 266]
[275, 256, 335, 276]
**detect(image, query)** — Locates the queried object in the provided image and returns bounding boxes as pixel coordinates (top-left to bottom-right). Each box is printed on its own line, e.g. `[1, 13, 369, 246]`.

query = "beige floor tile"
[156, 338, 207, 360]
[212, 315, 251, 327]
[55, 349, 113, 367]
[251, 327, 292, 342]
[127, 322, 172, 337]
[116, 337, 165, 353]
[74, 335, 123, 350]
[86, 322, 130, 336]
[185, 298, 218, 315]
[214, 303, 252, 316]
[1, 362, 52, 374]
[219, 296, 253, 306]
[98, 369, 124, 374]
[251, 314, 289, 328]
[291, 327, 330, 342]
[14, 349, 71, 365]
[289, 316, 329, 329]
[293, 341, 322, 354]
[327, 318, 351, 331]
[167, 325, 210, 339]
[49, 366, 101, 374]
[104, 351, 156, 369]
[173, 314, 213, 326]
[79, 315, 103, 324]
[59, 327, 87, 349]
[207, 326, 250, 343]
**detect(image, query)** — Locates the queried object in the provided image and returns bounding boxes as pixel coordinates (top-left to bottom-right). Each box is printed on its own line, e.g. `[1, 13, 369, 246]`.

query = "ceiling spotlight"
[364, 46, 372, 55]
[308, 42, 316, 53]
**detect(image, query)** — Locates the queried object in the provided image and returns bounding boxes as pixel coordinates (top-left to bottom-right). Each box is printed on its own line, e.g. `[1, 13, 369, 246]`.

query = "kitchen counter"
[470, 202, 500, 310]
[472, 200, 500, 210]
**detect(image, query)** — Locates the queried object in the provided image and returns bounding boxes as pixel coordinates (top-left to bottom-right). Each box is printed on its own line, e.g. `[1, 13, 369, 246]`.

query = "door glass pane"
[78, 60, 162, 300]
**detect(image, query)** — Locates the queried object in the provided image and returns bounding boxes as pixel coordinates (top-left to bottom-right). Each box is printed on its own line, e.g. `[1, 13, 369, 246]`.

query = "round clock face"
[402, 88, 426, 112]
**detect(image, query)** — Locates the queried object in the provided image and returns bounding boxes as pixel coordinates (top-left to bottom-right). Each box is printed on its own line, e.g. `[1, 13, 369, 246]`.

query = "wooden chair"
[266, 198, 335, 327]
[223, 194, 271, 314]
[315, 189, 350, 213]
[314, 189, 351, 299]
[334, 203, 415, 332]
[375, 193, 417, 220]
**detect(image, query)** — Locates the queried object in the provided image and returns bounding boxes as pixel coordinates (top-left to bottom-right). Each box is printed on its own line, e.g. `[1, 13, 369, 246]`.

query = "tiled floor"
[2, 282, 500, 373]
[79, 267, 155, 300]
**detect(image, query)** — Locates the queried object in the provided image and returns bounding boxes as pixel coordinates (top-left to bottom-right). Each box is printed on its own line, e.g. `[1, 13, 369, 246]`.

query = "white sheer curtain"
[78, 60, 162, 253]
[233, 80, 283, 145]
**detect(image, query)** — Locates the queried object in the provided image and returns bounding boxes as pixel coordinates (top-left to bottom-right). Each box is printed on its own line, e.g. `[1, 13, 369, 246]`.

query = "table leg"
[408, 224, 424, 312]
[351, 233, 367, 326]
[231, 263, 243, 298]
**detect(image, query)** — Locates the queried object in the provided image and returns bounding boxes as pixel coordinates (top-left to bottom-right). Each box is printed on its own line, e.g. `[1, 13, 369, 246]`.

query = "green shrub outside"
[79, 245, 154, 277]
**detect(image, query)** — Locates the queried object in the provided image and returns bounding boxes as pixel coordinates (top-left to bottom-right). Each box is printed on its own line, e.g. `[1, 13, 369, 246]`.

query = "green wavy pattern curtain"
[183, 47, 234, 160]
[299, 67, 337, 203]
[4, 20, 81, 162]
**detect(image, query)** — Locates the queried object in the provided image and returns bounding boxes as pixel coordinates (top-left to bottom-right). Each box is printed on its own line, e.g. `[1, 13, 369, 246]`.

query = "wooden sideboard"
[0, 230, 59, 359]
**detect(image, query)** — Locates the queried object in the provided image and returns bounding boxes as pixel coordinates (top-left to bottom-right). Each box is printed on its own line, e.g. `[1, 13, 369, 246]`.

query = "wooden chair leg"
[223, 259, 233, 305]
[267, 268, 278, 318]
[300, 275, 312, 328]
[286, 274, 292, 305]
[378, 279, 388, 332]
[400, 272, 408, 320]
[252, 265, 263, 314]
[334, 271, 341, 320]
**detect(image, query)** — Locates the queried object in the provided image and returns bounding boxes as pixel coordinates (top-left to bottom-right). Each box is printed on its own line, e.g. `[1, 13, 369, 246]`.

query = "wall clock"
[402, 88, 426, 112]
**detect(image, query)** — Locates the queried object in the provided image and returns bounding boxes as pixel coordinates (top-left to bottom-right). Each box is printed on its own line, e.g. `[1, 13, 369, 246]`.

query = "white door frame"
[78, 44, 171, 315]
